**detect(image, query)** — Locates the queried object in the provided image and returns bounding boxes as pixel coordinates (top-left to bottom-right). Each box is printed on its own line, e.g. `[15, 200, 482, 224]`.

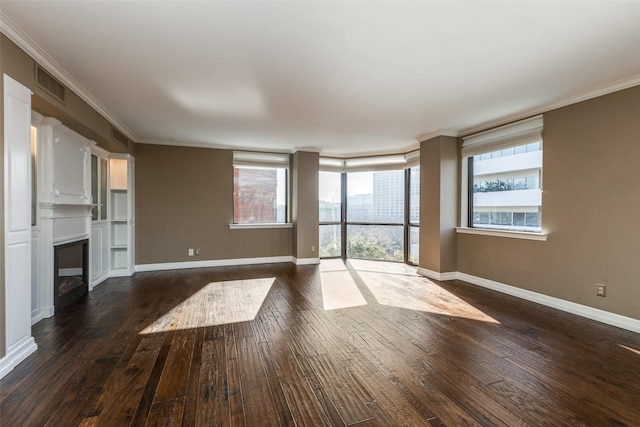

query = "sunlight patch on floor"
[348, 258, 419, 276]
[321, 271, 368, 310]
[319, 258, 348, 273]
[359, 270, 500, 324]
[140, 278, 275, 334]
[320, 260, 367, 310]
[619, 344, 640, 356]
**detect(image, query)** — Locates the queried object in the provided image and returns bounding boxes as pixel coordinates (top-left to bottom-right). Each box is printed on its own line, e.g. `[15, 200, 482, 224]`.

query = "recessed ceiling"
[2, 1, 640, 156]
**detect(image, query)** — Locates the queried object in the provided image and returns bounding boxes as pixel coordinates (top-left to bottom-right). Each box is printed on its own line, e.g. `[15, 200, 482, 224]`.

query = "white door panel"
[2, 74, 37, 378]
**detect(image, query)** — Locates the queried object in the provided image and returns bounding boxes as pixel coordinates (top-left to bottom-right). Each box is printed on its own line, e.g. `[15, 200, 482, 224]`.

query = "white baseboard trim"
[109, 269, 136, 278]
[91, 272, 110, 290]
[417, 268, 458, 282]
[32, 305, 55, 325]
[43, 305, 55, 319]
[0, 336, 38, 380]
[293, 257, 320, 265]
[31, 308, 43, 325]
[457, 272, 640, 334]
[135, 256, 294, 273]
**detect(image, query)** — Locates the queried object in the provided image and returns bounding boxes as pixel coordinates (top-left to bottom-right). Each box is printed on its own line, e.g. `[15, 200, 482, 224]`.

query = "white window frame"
[458, 115, 548, 241]
[230, 151, 292, 229]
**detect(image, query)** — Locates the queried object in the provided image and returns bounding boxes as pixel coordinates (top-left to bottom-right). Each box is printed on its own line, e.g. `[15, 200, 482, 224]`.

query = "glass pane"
[319, 224, 341, 258]
[471, 142, 542, 232]
[346, 225, 403, 262]
[100, 158, 108, 221]
[409, 226, 419, 264]
[319, 171, 341, 223]
[276, 168, 287, 223]
[234, 167, 287, 223]
[525, 212, 540, 227]
[31, 126, 38, 226]
[347, 170, 404, 223]
[409, 166, 420, 224]
[513, 212, 525, 226]
[91, 155, 98, 221]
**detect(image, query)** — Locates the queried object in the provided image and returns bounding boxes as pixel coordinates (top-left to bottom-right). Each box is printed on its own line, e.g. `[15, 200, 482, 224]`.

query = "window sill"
[229, 223, 293, 230]
[456, 227, 548, 241]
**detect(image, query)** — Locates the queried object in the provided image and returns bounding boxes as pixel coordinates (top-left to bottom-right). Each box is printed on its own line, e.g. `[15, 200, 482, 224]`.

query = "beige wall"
[292, 151, 320, 260]
[1, 34, 134, 155]
[419, 135, 458, 273]
[457, 85, 640, 320]
[134, 144, 293, 265]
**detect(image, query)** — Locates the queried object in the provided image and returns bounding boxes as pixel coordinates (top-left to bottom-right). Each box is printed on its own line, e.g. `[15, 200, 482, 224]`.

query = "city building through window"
[462, 116, 543, 233]
[408, 165, 420, 264]
[233, 151, 289, 224]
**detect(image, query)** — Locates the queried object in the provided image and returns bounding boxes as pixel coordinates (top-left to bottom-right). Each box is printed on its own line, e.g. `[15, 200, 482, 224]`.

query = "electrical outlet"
[195, 248, 200, 256]
[188, 248, 194, 257]
[596, 284, 606, 297]
[311, 245, 315, 252]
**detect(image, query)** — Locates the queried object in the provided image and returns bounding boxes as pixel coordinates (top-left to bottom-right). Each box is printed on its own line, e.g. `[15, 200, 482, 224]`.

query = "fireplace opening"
[54, 239, 89, 310]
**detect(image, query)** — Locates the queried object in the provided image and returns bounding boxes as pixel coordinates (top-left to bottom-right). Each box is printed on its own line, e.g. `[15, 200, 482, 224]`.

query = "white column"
[37, 117, 61, 317]
[1, 74, 37, 379]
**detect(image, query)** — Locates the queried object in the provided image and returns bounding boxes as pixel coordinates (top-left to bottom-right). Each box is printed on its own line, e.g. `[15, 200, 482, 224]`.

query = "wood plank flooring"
[2, 260, 640, 426]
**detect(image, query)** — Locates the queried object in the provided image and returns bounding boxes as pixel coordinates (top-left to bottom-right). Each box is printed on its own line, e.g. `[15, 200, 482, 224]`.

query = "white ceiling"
[2, 1, 640, 156]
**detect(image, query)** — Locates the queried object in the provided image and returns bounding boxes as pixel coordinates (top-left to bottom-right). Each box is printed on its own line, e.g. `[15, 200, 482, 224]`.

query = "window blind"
[461, 115, 543, 158]
[233, 151, 290, 169]
[405, 150, 420, 168]
[320, 151, 420, 172]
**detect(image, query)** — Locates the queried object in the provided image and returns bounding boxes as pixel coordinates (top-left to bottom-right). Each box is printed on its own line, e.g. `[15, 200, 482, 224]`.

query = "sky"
[319, 171, 374, 202]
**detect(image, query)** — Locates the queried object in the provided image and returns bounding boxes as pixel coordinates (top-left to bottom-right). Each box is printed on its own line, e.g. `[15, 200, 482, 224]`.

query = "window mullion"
[341, 172, 347, 260]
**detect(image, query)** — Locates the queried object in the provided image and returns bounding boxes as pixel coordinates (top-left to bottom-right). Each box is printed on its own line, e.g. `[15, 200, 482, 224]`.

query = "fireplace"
[54, 239, 89, 310]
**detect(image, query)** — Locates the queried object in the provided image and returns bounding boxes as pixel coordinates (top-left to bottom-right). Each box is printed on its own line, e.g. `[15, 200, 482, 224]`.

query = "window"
[462, 116, 543, 233]
[233, 151, 289, 224]
[408, 165, 420, 264]
[319, 171, 342, 258]
[319, 152, 419, 264]
[347, 170, 405, 224]
[347, 170, 405, 261]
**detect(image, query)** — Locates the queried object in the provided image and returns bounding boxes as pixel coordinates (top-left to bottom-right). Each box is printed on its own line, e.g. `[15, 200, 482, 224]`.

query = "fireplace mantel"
[33, 115, 95, 320]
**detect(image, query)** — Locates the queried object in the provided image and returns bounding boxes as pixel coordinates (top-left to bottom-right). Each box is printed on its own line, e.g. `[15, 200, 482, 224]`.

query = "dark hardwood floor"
[2, 259, 640, 426]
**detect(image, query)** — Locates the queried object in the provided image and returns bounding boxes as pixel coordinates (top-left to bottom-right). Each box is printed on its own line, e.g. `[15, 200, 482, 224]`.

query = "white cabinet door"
[91, 225, 102, 282]
[101, 225, 110, 278]
[90, 222, 111, 285]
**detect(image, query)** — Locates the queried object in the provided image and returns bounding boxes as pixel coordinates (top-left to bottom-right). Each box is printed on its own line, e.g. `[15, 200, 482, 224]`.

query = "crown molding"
[321, 141, 421, 159]
[416, 129, 459, 143]
[0, 12, 137, 142]
[140, 138, 425, 159]
[459, 73, 640, 137]
[136, 138, 294, 155]
[293, 146, 323, 153]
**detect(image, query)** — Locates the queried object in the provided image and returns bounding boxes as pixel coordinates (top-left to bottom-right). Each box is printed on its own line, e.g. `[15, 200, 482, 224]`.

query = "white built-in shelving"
[109, 155, 134, 274]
